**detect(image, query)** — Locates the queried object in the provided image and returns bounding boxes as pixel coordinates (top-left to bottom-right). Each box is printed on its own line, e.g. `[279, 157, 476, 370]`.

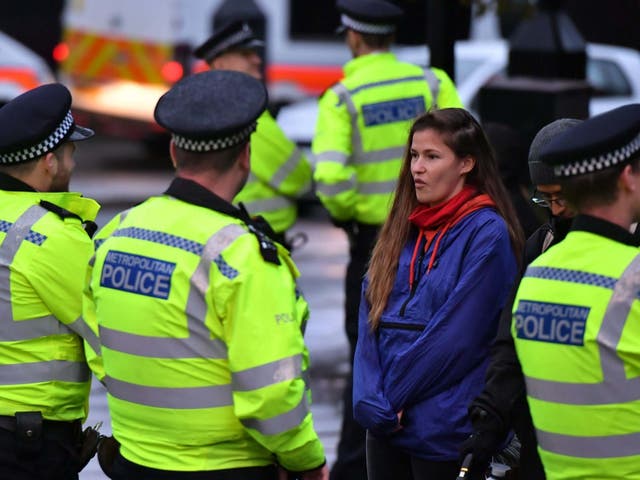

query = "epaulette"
[39, 200, 97, 238]
[246, 224, 280, 265]
[236, 203, 282, 265]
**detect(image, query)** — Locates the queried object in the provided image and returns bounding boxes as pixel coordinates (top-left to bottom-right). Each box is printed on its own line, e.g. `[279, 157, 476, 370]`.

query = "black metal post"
[426, 0, 456, 81]
[478, 0, 590, 145]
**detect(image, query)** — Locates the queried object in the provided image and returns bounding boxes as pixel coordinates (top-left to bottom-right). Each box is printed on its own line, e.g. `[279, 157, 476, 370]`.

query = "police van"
[0, 30, 55, 108]
[55, 0, 350, 140]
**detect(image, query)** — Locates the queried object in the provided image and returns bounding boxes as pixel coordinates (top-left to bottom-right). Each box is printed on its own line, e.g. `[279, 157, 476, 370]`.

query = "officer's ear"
[619, 163, 640, 194]
[169, 141, 178, 169]
[41, 151, 59, 177]
[346, 29, 362, 54]
[238, 141, 251, 173]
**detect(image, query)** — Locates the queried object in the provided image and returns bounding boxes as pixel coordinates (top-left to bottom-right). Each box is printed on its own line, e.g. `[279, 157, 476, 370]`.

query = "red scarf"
[407, 185, 496, 287]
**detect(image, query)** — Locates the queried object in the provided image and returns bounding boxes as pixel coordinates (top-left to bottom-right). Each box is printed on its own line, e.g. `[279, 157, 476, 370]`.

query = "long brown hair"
[366, 108, 524, 329]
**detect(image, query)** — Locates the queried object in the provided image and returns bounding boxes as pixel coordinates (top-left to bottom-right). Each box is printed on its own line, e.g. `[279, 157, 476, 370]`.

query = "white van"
[0, 30, 55, 107]
[56, 0, 349, 139]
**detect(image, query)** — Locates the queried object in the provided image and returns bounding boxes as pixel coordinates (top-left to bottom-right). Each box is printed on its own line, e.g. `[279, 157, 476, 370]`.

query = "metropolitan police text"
[515, 300, 588, 346]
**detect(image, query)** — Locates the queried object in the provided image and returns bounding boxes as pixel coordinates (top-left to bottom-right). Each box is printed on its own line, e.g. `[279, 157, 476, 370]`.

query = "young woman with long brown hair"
[352, 108, 523, 479]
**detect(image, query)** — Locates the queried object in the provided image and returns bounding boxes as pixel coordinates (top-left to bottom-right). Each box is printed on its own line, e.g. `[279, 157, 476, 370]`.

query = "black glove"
[97, 435, 121, 478]
[74, 425, 102, 472]
[459, 407, 507, 466]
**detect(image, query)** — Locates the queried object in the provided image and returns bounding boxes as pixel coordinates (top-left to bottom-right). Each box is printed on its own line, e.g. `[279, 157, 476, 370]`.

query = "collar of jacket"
[571, 214, 638, 246]
[165, 177, 281, 264]
[343, 51, 396, 77]
[165, 177, 249, 220]
[0, 172, 100, 222]
[0, 172, 36, 192]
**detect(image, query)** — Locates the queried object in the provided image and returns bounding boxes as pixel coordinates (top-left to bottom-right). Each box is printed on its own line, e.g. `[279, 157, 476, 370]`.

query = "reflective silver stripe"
[68, 316, 101, 354]
[597, 254, 640, 383]
[94, 208, 132, 250]
[104, 375, 233, 409]
[331, 83, 362, 157]
[272, 148, 304, 190]
[0, 205, 48, 265]
[525, 376, 640, 405]
[0, 206, 90, 385]
[185, 223, 244, 353]
[423, 68, 440, 109]
[0, 206, 73, 342]
[0, 360, 90, 384]
[353, 146, 405, 165]
[243, 197, 294, 215]
[536, 429, 640, 458]
[359, 179, 397, 195]
[232, 354, 303, 391]
[99, 325, 227, 359]
[102, 224, 245, 359]
[332, 82, 408, 167]
[241, 393, 310, 435]
[316, 178, 355, 197]
[0, 314, 72, 341]
[347, 75, 429, 97]
[525, 254, 640, 406]
[314, 151, 349, 165]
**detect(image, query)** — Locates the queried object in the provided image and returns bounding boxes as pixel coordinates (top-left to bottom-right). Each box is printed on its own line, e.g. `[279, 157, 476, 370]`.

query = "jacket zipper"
[379, 321, 424, 331]
[400, 237, 427, 316]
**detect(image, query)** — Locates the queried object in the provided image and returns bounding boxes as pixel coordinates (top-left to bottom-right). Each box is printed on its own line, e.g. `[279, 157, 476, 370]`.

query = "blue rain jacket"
[353, 208, 517, 461]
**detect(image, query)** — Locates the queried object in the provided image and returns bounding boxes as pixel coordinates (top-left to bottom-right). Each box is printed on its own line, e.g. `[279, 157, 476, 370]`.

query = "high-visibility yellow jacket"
[312, 52, 462, 224]
[85, 178, 325, 472]
[234, 110, 312, 234]
[0, 179, 100, 422]
[513, 218, 640, 479]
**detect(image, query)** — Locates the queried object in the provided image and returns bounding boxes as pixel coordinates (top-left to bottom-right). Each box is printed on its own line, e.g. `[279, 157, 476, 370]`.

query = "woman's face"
[410, 128, 475, 206]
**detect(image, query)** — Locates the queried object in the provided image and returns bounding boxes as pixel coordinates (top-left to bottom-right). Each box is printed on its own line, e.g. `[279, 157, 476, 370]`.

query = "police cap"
[336, 0, 404, 35]
[528, 118, 582, 185]
[194, 20, 264, 64]
[154, 70, 267, 152]
[0, 83, 94, 165]
[539, 104, 640, 178]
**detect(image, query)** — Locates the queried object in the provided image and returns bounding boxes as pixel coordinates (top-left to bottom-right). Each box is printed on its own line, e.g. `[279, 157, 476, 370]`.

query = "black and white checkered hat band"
[340, 14, 396, 34]
[172, 122, 257, 152]
[554, 132, 640, 177]
[0, 110, 74, 164]
[204, 29, 261, 62]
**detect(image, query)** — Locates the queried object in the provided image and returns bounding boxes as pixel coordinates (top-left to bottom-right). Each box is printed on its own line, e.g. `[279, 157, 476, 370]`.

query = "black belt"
[0, 415, 79, 434]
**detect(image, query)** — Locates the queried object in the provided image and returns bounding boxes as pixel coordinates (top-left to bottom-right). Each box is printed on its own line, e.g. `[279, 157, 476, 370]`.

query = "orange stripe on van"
[0, 68, 40, 92]
[60, 29, 171, 85]
[266, 64, 343, 95]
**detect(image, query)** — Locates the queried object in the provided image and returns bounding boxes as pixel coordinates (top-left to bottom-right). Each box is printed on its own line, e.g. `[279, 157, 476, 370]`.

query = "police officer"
[85, 70, 328, 480]
[0, 84, 101, 479]
[513, 104, 640, 479]
[311, 1, 462, 478]
[194, 20, 313, 245]
[463, 118, 582, 480]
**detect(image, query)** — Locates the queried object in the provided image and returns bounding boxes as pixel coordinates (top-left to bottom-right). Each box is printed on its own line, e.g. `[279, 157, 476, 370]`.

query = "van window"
[587, 58, 632, 97]
[289, 0, 339, 41]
